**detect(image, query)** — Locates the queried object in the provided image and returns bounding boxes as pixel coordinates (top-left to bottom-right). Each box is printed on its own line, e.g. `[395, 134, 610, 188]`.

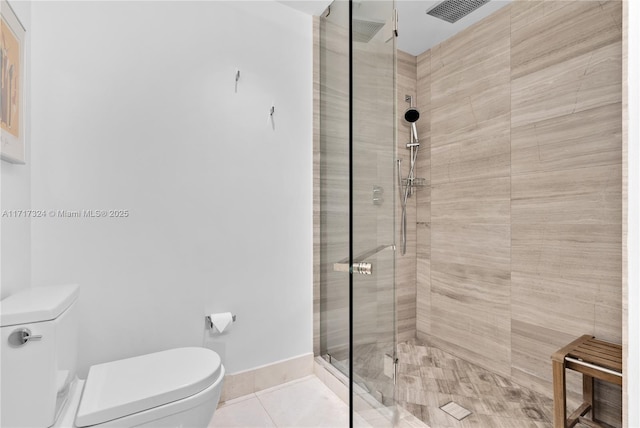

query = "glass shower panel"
[319, 0, 350, 371]
[351, 0, 397, 423]
[318, 1, 396, 424]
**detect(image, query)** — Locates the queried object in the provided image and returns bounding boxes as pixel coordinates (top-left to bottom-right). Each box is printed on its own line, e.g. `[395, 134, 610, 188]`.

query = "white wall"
[626, 1, 639, 426]
[1, 0, 31, 300]
[30, 1, 312, 377]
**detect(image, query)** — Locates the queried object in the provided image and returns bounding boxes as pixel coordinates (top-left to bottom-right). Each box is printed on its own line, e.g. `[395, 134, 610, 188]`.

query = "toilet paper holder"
[205, 314, 236, 330]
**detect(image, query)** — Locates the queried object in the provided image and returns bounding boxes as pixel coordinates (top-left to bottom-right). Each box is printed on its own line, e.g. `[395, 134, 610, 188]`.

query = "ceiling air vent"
[352, 19, 385, 43]
[426, 0, 492, 24]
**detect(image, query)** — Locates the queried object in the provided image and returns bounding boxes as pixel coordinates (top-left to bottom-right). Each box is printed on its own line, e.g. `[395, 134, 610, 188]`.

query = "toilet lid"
[75, 347, 222, 427]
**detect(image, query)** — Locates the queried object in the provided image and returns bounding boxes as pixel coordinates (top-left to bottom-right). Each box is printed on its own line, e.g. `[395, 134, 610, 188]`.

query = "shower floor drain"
[440, 401, 472, 421]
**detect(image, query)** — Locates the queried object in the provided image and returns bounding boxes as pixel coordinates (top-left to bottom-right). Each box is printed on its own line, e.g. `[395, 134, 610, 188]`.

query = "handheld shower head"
[405, 108, 420, 143]
[404, 108, 420, 123]
[404, 95, 420, 143]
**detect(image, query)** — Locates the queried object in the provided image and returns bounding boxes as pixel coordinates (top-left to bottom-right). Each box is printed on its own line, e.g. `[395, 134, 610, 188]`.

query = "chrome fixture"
[426, 0, 492, 24]
[352, 262, 373, 275]
[333, 244, 394, 275]
[404, 96, 420, 144]
[352, 18, 386, 43]
[397, 95, 424, 256]
[373, 185, 384, 205]
[8, 328, 43, 347]
[205, 314, 236, 329]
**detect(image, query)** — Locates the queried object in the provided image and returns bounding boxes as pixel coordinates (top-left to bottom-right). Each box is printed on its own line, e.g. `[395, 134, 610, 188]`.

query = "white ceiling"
[276, 0, 333, 16]
[396, 0, 512, 55]
[278, 0, 512, 56]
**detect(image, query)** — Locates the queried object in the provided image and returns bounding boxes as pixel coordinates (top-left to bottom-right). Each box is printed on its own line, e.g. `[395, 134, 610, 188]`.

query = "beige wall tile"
[511, 0, 622, 79]
[397, 49, 419, 342]
[221, 370, 255, 403]
[222, 354, 314, 403]
[511, 41, 622, 128]
[431, 87, 510, 140]
[510, 319, 585, 397]
[595, 303, 624, 343]
[512, 224, 622, 291]
[254, 353, 314, 392]
[416, 257, 431, 336]
[430, 6, 511, 80]
[430, 118, 511, 185]
[431, 224, 511, 271]
[431, 52, 510, 111]
[431, 177, 510, 224]
[512, 165, 622, 224]
[511, 103, 622, 175]
[416, 3, 622, 425]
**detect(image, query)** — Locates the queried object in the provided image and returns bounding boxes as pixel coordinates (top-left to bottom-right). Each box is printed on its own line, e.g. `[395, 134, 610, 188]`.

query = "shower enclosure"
[316, 0, 625, 426]
[317, 0, 397, 424]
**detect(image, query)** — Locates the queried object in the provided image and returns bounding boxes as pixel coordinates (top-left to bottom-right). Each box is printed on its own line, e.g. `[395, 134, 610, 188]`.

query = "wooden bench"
[551, 335, 622, 428]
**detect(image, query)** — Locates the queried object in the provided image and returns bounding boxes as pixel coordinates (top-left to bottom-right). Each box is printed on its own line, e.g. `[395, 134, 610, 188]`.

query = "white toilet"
[0, 284, 225, 428]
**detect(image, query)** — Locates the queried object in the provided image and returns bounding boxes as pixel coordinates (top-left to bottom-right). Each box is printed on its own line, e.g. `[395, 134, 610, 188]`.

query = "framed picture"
[1, 0, 25, 164]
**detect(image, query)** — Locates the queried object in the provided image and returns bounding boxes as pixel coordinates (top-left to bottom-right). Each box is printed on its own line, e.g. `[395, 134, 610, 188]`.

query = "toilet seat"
[75, 348, 222, 427]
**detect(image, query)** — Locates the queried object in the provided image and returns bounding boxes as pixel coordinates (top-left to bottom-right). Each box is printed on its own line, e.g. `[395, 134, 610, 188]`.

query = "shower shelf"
[402, 177, 427, 188]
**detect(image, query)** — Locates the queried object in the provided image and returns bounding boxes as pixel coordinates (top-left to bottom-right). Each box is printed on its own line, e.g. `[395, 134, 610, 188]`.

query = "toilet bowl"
[0, 285, 224, 428]
[56, 348, 225, 428]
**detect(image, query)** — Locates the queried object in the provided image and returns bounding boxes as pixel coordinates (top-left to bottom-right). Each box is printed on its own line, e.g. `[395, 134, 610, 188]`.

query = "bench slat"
[578, 341, 623, 358]
[568, 346, 622, 372]
[553, 335, 624, 428]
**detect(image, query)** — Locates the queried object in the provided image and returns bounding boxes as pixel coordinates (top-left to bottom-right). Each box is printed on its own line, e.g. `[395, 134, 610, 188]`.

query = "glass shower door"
[350, 0, 397, 424]
[319, 0, 351, 380]
[318, 1, 397, 424]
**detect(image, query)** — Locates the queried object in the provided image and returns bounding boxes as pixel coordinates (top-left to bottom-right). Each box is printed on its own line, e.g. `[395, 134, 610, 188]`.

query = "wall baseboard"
[220, 353, 314, 402]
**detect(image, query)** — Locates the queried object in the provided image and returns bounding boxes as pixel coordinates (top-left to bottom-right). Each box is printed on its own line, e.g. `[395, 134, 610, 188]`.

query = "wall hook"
[269, 104, 276, 131]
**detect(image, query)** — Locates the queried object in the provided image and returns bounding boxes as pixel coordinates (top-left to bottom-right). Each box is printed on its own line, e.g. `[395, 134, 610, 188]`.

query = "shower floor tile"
[396, 340, 611, 428]
[212, 345, 613, 427]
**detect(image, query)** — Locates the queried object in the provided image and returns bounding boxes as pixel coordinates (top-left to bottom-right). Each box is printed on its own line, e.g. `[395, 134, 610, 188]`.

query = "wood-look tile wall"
[415, 51, 431, 340]
[397, 50, 418, 343]
[416, 1, 623, 425]
[510, 3, 622, 425]
[424, 5, 514, 379]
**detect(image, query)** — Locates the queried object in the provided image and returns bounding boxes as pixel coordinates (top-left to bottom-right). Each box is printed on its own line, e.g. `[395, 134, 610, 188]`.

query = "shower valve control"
[373, 186, 384, 206]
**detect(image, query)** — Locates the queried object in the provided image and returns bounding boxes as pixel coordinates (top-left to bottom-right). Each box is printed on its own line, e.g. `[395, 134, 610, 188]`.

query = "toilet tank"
[1, 284, 79, 428]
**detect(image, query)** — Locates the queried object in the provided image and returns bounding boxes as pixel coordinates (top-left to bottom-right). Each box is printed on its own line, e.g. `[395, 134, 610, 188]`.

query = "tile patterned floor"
[396, 340, 601, 428]
[212, 342, 608, 428]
